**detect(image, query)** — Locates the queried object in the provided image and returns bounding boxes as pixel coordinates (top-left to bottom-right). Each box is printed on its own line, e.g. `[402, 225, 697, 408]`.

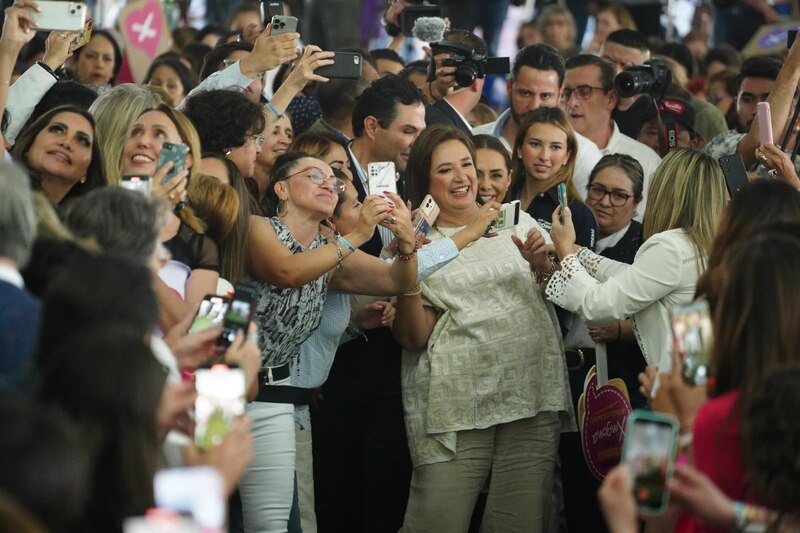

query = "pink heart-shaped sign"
[579, 368, 632, 480]
[123, 0, 164, 58]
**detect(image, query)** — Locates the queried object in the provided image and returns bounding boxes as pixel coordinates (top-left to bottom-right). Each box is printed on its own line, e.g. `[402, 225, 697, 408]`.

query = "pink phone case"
[757, 102, 773, 145]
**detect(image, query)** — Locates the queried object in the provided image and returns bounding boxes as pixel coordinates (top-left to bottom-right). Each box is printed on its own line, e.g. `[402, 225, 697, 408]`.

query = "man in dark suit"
[312, 74, 426, 533]
[0, 161, 40, 383]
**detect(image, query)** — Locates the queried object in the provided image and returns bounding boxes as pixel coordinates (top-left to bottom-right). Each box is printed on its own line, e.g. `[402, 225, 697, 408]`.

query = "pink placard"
[578, 367, 632, 480]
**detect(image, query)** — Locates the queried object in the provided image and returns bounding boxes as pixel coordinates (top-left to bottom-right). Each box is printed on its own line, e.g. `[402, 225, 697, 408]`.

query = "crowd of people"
[1, 0, 800, 532]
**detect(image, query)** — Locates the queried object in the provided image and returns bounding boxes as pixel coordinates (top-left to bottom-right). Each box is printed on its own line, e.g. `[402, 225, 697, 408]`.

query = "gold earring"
[80, 176, 86, 183]
[224, 149, 231, 158]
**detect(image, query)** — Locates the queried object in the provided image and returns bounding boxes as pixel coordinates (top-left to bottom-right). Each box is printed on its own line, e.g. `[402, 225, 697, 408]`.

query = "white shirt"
[600, 121, 661, 223]
[595, 222, 631, 254]
[546, 229, 702, 368]
[473, 108, 603, 202]
[6, 63, 58, 144]
[0, 263, 24, 289]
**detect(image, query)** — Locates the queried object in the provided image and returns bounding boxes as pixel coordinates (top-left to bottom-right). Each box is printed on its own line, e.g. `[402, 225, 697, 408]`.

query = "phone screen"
[626, 418, 676, 513]
[671, 301, 712, 386]
[218, 297, 253, 346]
[195, 364, 246, 450]
[190, 295, 230, 333]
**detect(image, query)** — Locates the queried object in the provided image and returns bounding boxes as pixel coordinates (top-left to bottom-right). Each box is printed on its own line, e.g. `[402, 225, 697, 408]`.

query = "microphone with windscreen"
[411, 16, 446, 43]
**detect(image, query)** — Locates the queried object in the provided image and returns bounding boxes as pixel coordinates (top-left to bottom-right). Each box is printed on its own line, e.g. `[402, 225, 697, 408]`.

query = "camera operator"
[600, 29, 653, 139]
[638, 96, 707, 151]
[562, 54, 660, 220]
[424, 30, 491, 135]
[473, 44, 603, 196]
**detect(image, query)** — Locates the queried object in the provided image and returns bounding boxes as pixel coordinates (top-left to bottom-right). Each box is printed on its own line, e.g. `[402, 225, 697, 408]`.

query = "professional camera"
[429, 40, 510, 88]
[614, 58, 673, 98]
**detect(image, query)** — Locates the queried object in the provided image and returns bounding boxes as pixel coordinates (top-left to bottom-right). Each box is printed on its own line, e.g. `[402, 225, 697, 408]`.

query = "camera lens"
[614, 68, 655, 98]
[455, 64, 478, 88]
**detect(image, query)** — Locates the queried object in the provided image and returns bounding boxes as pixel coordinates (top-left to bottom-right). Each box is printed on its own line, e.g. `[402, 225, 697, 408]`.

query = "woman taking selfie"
[509, 107, 597, 250]
[393, 125, 573, 532]
[545, 148, 726, 369]
[11, 105, 105, 206]
[240, 151, 420, 532]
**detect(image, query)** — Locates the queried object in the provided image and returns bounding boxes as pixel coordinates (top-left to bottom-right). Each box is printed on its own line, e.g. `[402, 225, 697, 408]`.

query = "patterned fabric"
[248, 217, 329, 368]
[704, 130, 800, 179]
[401, 213, 575, 467]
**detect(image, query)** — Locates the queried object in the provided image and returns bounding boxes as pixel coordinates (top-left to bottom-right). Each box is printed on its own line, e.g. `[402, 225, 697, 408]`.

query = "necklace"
[432, 222, 475, 247]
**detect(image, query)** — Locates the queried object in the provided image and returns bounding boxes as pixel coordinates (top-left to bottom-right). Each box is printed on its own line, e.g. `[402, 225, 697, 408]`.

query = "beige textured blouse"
[401, 213, 575, 467]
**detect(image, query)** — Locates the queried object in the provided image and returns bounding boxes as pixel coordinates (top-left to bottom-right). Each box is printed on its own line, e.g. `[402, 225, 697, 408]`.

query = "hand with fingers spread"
[755, 143, 800, 187]
[512, 227, 551, 272]
[240, 24, 299, 77]
[1, 0, 39, 49]
[284, 45, 335, 89]
[150, 162, 189, 209]
[550, 205, 577, 260]
[380, 191, 415, 254]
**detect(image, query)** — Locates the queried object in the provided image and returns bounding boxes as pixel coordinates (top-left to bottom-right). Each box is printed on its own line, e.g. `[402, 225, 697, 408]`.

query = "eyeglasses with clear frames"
[286, 166, 346, 192]
[587, 184, 633, 207]
[561, 85, 610, 102]
[247, 134, 266, 148]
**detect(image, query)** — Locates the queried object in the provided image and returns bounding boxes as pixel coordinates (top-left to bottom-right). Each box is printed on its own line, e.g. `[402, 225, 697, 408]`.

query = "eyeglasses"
[561, 85, 610, 102]
[286, 166, 346, 192]
[247, 134, 266, 148]
[587, 184, 633, 207]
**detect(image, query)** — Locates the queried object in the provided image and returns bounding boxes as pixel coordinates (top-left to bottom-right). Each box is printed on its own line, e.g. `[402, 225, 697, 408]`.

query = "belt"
[565, 347, 596, 372]
[254, 363, 312, 405]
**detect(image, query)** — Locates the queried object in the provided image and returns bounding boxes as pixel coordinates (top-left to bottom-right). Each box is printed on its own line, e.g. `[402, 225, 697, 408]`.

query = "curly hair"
[183, 89, 266, 153]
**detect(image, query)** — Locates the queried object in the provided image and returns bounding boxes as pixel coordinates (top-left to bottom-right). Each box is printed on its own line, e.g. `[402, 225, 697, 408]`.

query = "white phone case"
[31, 1, 87, 32]
[367, 162, 398, 206]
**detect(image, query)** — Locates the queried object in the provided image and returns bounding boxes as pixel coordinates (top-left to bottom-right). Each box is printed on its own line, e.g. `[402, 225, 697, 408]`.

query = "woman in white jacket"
[544, 148, 727, 369]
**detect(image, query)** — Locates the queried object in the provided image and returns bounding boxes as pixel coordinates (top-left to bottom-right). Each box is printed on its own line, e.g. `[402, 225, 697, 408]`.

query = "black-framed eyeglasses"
[587, 184, 633, 207]
[286, 166, 346, 192]
[561, 85, 610, 102]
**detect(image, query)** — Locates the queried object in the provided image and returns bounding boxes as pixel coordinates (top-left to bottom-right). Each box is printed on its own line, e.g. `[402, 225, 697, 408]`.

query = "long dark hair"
[71, 29, 123, 84]
[11, 105, 106, 203]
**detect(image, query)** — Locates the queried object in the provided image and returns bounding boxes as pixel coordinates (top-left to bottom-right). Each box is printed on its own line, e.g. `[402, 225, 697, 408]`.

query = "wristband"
[265, 101, 283, 119]
[37, 60, 58, 80]
[338, 235, 355, 253]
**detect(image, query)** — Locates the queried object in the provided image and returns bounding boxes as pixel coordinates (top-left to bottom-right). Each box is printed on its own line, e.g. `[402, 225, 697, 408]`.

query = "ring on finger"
[760, 154, 768, 163]
[169, 193, 175, 200]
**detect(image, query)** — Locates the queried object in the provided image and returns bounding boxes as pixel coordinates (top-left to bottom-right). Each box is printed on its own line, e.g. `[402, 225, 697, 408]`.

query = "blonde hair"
[509, 107, 580, 202]
[599, 3, 637, 31]
[187, 175, 240, 243]
[89, 84, 167, 185]
[538, 5, 577, 46]
[643, 148, 726, 267]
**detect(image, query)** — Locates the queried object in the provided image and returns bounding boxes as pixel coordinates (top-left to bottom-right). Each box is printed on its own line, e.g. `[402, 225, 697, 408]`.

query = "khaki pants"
[401, 412, 561, 533]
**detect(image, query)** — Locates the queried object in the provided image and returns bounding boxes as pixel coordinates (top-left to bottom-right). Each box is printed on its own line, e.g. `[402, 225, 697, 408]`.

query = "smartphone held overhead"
[314, 52, 362, 80]
[30, 1, 87, 32]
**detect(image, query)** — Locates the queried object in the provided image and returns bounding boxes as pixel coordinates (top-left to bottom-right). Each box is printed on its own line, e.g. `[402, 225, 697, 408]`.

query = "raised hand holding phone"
[757, 102, 773, 146]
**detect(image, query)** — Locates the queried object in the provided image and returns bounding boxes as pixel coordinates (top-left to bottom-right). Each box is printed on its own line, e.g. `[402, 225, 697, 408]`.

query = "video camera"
[429, 40, 510, 88]
[614, 58, 673, 98]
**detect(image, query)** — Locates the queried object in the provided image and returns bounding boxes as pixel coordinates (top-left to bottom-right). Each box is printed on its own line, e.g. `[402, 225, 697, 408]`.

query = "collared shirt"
[596, 222, 632, 254]
[346, 141, 397, 247]
[473, 108, 603, 204]
[603, 121, 661, 222]
[0, 264, 24, 290]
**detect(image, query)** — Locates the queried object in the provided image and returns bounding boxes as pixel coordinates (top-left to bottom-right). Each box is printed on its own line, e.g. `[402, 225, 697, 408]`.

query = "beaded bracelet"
[398, 250, 417, 261]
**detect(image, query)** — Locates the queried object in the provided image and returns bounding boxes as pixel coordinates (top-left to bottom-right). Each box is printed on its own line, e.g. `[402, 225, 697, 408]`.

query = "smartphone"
[30, 1, 87, 32]
[260, 0, 285, 23]
[151, 466, 225, 530]
[622, 410, 679, 515]
[557, 182, 568, 222]
[367, 161, 398, 207]
[217, 283, 257, 347]
[189, 295, 231, 333]
[671, 300, 712, 386]
[757, 101, 773, 146]
[486, 200, 521, 233]
[69, 18, 93, 53]
[400, 5, 443, 37]
[718, 153, 750, 197]
[789, 29, 798, 49]
[194, 364, 246, 450]
[156, 142, 189, 185]
[411, 194, 440, 244]
[315, 52, 362, 80]
[269, 14, 298, 36]
[120, 174, 151, 195]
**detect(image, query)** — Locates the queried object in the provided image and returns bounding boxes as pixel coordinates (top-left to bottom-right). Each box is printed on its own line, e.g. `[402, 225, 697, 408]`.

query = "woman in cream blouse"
[393, 125, 574, 532]
[545, 149, 727, 369]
